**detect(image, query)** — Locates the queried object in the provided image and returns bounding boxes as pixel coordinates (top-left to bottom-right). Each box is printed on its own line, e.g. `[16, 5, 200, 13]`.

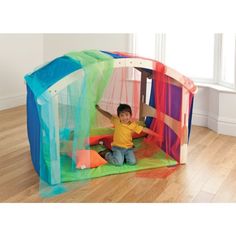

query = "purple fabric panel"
[164, 76, 182, 121]
[161, 124, 180, 162]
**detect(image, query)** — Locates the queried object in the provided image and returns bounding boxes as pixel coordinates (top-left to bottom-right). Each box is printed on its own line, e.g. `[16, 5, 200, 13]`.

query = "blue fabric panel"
[26, 85, 41, 175]
[26, 56, 82, 98]
[27, 86, 50, 182]
[100, 51, 128, 58]
[188, 96, 194, 143]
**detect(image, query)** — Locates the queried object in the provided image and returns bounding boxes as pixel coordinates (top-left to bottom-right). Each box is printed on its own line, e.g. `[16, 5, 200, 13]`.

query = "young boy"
[95, 103, 160, 166]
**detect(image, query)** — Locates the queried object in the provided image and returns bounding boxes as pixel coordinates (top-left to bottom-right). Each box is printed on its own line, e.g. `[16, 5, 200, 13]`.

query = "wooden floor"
[1, 105, 236, 203]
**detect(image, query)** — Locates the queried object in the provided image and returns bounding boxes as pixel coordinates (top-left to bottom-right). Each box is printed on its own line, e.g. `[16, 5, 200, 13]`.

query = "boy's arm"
[142, 127, 161, 140]
[95, 105, 112, 119]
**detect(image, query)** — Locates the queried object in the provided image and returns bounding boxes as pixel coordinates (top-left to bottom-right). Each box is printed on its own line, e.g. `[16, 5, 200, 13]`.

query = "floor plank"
[1, 106, 236, 202]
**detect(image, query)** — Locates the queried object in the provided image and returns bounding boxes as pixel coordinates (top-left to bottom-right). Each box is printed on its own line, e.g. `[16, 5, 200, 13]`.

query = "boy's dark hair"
[117, 104, 132, 116]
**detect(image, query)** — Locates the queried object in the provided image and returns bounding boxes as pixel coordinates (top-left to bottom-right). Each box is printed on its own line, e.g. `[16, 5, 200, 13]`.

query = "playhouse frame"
[36, 57, 197, 184]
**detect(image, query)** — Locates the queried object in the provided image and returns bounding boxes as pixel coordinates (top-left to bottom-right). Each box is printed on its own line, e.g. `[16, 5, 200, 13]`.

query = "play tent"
[25, 50, 197, 188]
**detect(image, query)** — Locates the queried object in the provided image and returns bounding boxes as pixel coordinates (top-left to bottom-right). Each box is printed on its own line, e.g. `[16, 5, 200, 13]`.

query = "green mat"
[60, 138, 177, 182]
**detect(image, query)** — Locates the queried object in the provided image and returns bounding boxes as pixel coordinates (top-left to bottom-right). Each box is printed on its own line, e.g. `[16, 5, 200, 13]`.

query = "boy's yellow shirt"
[111, 116, 143, 149]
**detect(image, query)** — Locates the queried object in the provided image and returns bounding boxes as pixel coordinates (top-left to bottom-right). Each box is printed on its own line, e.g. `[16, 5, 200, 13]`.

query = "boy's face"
[119, 111, 131, 124]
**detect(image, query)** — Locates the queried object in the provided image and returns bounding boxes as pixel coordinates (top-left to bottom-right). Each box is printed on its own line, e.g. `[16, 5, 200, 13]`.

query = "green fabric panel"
[60, 138, 177, 182]
[60, 150, 177, 182]
[36, 50, 114, 185]
[65, 50, 114, 128]
[64, 50, 114, 160]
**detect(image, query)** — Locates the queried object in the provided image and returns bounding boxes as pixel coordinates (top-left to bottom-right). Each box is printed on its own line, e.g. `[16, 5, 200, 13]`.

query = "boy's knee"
[126, 159, 137, 165]
[113, 159, 124, 166]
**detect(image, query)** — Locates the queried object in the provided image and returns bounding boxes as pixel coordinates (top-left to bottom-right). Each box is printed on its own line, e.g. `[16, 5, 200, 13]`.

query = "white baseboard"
[0, 94, 26, 111]
[192, 111, 236, 137]
[192, 111, 208, 127]
[217, 117, 236, 137]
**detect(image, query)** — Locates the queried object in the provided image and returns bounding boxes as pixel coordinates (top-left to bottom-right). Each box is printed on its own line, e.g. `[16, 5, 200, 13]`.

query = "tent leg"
[48, 95, 61, 185]
[180, 88, 189, 164]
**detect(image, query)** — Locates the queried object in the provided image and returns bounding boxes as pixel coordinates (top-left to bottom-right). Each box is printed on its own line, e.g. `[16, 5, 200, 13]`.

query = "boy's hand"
[95, 105, 112, 119]
[153, 133, 161, 140]
[143, 127, 161, 140]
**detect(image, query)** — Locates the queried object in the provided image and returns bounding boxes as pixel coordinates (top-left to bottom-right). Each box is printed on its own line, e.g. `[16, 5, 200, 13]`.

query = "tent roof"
[25, 50, 197, 100]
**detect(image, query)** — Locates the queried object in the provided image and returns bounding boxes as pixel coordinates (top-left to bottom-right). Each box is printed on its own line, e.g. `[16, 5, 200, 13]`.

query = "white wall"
[43, 34, 131, 62]
[1, 34, 236, 137]
[192, 85, 236, 137]
[0, 33, 130, 111]
[0, 34, 43, 110]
